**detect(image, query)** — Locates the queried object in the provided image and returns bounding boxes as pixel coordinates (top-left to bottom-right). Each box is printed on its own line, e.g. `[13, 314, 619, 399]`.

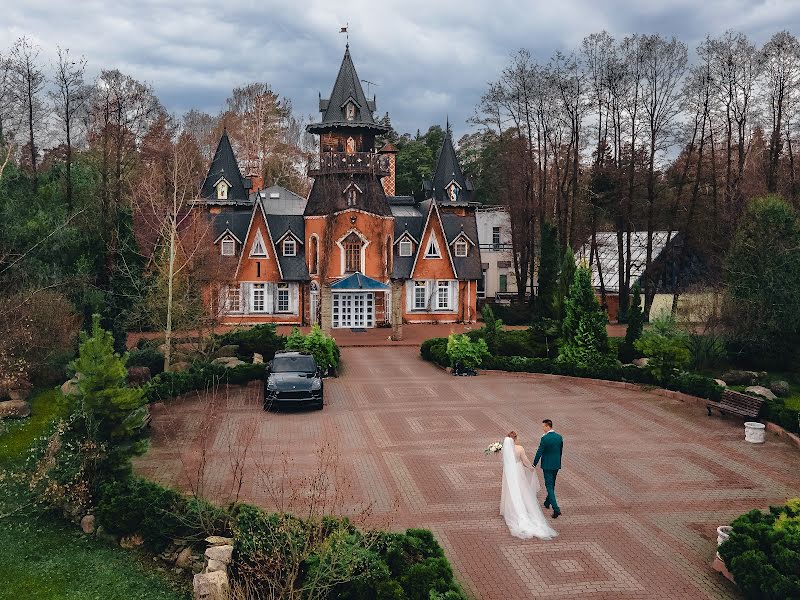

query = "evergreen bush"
[558, 264, 611, 369]
[634, 311, 690, 382]
[216, 324, 286, 361]
[445, 334, 489, 371]
[619, 282, 644, 363]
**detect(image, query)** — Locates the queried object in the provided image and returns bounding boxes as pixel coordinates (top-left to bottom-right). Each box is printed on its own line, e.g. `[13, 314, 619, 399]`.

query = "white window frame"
[413, 281, 427, 311]
[221, 237, 236, 256]
[424, 236, 441, 259]
[436, 281, 451, 310]
[492, 226, 501, 250]
[276, 283, 290, 313]
[224, 285, 241, 312]
[283, 238, 296, 256]
[251, 283, 266, 313]
[454, 240, 468, 257]
[399, 240, 413, 257]
[250, 230, 268, 257]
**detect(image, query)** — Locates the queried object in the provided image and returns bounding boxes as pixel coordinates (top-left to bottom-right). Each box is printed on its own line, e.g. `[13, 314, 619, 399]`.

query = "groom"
[533, 419, 563, 518]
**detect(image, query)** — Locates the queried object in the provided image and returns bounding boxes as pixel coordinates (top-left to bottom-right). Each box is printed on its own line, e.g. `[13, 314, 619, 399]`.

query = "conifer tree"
[558, 264, 609, 368]
[553, 246, 576, 322]
[536, 221, 560, 319]
[620, 281, 644, 362]
[70, 314, 147, 485]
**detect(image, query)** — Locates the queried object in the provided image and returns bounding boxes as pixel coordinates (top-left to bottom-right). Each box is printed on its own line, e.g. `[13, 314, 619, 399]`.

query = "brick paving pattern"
[136, 347, 800, 599]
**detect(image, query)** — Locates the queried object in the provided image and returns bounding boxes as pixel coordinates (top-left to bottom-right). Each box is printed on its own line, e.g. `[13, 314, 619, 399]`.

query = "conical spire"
[429, 124, 473, 203]
[307, 46, 389, 134]
[200, 130, 248, 202]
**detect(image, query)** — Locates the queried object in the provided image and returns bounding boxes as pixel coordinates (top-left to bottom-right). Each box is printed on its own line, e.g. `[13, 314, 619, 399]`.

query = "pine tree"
[620, 281, 644, 362]
[70, 314, 147, 485]
[558, 264, 610, 369]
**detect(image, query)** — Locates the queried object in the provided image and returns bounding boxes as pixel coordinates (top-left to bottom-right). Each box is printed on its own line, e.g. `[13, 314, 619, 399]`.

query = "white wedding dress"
[500, 436, 558, 540]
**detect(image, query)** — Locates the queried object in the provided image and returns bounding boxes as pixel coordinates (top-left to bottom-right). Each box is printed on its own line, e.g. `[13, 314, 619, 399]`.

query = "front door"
[332, 292, 374, 328]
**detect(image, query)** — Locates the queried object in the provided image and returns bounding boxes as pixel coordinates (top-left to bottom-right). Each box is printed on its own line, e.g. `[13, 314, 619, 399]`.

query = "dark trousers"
[543, 469, 560, 512]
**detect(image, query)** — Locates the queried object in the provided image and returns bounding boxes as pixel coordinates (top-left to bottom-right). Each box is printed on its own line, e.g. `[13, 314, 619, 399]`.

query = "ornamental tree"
[558, 264, 609, 369]
[620, 282, 644, 362]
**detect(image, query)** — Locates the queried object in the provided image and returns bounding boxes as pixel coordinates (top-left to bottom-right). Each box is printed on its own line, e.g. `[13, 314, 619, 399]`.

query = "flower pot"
[744, 421, 765, 444]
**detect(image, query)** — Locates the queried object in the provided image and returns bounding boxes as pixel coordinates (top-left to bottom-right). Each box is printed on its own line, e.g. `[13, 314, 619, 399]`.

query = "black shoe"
[551, 511, 561, 519]
[544, 502, 550, 509]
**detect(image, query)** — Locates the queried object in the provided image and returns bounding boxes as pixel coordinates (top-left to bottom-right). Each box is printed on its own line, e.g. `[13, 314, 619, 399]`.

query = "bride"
[500, 432, 558, 540]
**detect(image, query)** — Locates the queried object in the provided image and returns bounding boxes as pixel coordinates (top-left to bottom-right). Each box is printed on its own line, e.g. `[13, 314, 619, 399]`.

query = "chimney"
[249, 174, 265, 194]
[378, 142, 399, 196]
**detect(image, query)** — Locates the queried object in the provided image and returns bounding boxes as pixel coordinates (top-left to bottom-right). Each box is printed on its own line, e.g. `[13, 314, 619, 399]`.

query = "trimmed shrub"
[142, 362, 266, 403]
[446, 334, 489, 372]
[718, 499, 800, 599]
[282, 325, 340, 373]
[420, 338, 449, 367]
[126, 346, 165, 376]
[216, 323, 285, 361]
[762, 398, 800, 434]
[490, 302, 533, 326]
[558, 264, 610, 369]
[97, 476, 231, 550]
[619, 282, 644, 363]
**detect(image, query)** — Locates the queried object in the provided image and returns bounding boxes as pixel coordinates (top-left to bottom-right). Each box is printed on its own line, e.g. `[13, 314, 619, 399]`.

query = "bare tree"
[0, 51, 13, 145]
[9, 37, 46, 186]
[760, 31, 800, 193]
[50, 47, 89, 209]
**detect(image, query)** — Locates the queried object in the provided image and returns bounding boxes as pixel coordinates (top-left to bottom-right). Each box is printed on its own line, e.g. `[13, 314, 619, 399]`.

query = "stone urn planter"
[744, 421, 766, 444]
[716, 525, 733, 559]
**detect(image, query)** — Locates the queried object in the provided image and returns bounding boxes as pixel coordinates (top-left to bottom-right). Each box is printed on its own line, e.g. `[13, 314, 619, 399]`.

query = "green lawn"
[0, 389, 190, 600]
[0, 515, 190, 600]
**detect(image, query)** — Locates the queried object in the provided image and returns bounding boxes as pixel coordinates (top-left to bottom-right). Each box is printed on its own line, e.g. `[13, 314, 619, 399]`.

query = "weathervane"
[340, 23, 349, 45]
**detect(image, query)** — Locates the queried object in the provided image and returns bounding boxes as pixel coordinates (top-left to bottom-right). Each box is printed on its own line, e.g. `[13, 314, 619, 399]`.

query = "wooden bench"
[706, 389, 765, 419]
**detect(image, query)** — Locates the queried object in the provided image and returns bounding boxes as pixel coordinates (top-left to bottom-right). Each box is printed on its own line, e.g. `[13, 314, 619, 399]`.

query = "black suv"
[263, 351, 324, 410]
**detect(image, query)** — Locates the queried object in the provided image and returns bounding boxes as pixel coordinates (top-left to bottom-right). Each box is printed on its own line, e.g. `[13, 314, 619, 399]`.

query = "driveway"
[136, 347, 800, 599]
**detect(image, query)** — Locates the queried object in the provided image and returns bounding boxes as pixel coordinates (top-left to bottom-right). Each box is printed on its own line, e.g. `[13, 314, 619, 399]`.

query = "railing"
[479, 243, 513, 252]
[308, 151, 390, 177]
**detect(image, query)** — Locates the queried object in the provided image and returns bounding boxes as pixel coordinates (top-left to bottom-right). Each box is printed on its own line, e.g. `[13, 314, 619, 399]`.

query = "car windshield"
[272, 355, 316, 373]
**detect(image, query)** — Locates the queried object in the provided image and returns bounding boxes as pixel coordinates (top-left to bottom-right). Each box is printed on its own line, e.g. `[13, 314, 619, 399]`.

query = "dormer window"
[399, 240, 413, 257]
[446, 180, 460, 202]
[455, 240, 468, 257]
[424, 236, 441, 259]
[345, 102, 356, 121]
[250, 230, 268, 257]
[344, 182, 362, 207]
[216, 180, 229, 200]
[221, 237, 236, 256]
[283, 238, 296, 256]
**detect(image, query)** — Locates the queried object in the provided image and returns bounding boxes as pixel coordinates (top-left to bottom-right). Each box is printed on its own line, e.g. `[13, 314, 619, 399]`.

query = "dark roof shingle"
[200, 131, 249, 203]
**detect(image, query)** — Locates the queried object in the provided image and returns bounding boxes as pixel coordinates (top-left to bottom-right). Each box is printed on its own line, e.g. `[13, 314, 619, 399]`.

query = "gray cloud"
[3, 0, 800, 139]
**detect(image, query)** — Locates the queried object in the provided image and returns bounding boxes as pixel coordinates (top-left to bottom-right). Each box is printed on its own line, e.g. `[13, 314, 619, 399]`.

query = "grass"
[0, 389, 65, 467]
[0, 388, 190, 600]
[0, 515, 190, 600]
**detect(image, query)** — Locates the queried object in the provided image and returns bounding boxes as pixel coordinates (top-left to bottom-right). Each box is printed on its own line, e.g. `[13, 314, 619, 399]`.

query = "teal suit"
[533, 430, 563, 513]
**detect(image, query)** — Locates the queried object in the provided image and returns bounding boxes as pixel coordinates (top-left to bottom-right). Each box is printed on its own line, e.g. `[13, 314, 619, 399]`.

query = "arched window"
[309, 235, 319, 274]
[346, 136, 356, 154]
[343, 232, 362, 273]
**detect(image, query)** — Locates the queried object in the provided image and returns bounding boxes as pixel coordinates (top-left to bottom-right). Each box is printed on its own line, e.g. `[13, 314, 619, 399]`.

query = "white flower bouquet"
[484, 441, 503, 455]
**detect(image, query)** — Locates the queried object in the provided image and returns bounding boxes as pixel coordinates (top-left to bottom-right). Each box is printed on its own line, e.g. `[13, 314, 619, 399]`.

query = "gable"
[235, 202, 282, 281]
[411, 204, 456, 280]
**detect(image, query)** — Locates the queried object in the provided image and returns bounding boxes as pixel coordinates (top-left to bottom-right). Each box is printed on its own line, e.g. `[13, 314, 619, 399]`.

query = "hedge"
[97, 477, 465, 598]
[215, 323, 286, 361]
[761, 397, 800, 435]
[420, 337, 723, 401]
[718, 499, 800, 599]
[142, 362, 266, 403]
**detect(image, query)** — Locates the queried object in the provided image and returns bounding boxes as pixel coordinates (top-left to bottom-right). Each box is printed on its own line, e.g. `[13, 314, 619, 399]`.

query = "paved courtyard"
[136, 347, 800, 599]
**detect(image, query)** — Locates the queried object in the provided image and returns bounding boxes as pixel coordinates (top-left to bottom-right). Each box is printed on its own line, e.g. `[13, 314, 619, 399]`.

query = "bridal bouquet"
[484, 441, 503, 455]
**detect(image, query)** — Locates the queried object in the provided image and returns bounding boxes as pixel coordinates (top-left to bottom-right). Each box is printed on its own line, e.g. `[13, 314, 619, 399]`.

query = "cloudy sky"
[3, 0, 800, 139]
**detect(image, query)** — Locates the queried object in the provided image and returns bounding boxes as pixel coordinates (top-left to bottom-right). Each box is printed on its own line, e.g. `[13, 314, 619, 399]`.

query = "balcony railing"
[308, 151, 390, 177]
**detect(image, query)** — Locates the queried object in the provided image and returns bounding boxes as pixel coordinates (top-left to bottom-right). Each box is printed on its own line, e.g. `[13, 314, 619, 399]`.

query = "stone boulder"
[205, 559, 227, 573]
[714, 379, 727, 388]
[745, 385, 777, 401]
[770, 380, 791, 398]
[61, 375, 81, 396]
[127, 366, 152, 386]
[632, 358, 649, 368]
[204, 544, 233, 565]
[252, 352, 264, 365]
[193, 571, 229, 600]
[169, 361, 191, 373]
[721, 370, 759, 385]
[212, 345, 239, 359]
[120, 533, 144, 549]
[0, 400, 31, 419]
[175, 547, 194, 569]
[211, 357, 245, 369]
[80, 514, 96, 534]
[205, 536, 234, 546]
